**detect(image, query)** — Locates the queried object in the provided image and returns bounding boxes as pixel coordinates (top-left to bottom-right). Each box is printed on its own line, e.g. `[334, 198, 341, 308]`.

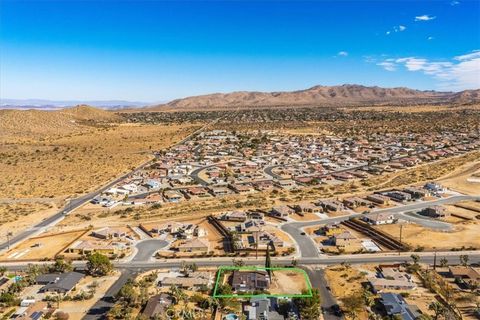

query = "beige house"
[177, 238, 209, 253]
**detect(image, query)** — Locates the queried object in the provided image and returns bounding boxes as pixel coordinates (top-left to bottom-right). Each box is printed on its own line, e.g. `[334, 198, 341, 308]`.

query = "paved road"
[281, 195, 479, 258]
[264, 165, 282, 180]
[82, 269, 136, 320]
[399, 212, 454, 231]
[132, 239, 169, 261]
[304, 267, 343, 320]
[0, 117, 223, 253]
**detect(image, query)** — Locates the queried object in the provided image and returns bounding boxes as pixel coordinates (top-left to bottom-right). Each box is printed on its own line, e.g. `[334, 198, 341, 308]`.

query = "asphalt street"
[282, 195, 479, 259]
[304, 267, 343, 320]
[82, 269, 137, 320]
[132, 239, 169, 261]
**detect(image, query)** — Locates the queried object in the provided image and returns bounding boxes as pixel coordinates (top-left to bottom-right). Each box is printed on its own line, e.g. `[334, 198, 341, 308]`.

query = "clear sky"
[1, 0, 479, 102]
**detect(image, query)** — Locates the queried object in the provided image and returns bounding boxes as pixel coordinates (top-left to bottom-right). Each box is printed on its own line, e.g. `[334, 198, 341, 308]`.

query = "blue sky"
[1, 0, 479, 102]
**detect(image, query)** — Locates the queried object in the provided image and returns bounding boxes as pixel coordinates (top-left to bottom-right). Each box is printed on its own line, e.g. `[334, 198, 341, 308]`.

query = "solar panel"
[30, 311, 44, 320]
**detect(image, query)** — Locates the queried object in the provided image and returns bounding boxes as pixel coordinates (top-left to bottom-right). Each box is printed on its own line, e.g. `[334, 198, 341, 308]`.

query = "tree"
[460, 254, 469, 266]
[169, 285, 186, 304]
[0, 266, 6, 276]
[51, 258, 73, 273]
[340, 292, 364, 320]
[410, 254, 420, 265]
[428, 301, 445, 320]
[293, 289, 321, 320]
[117, 280, 138, 306]
[440, 257, 448, 268]
[362, 288, 375, 307]
[232, 258, 245, 267]
[86, 252, 112, 276]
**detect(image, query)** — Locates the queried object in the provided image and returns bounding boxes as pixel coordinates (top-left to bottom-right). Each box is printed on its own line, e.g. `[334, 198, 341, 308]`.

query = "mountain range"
[149, 85, 480, 111]
[2, 85, 479, 111]
[0, 99, 150, 110]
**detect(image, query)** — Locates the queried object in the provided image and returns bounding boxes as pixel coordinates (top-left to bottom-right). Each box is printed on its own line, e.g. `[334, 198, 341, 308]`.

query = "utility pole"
[255, 231, 259, 260]
[398, 224, 403, 255]
[433, 248, 437, 271]
[7, 232, 13, 250]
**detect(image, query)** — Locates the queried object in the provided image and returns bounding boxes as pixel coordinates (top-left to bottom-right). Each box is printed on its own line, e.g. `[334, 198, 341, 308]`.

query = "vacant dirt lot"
[0, 201, 60, 243]
[376, 221, 480, 250]
[440, 160, 480, 195]
[0, 122, 198, 199]
[269, 269, 309, 295]
[0, 229, 87, 261]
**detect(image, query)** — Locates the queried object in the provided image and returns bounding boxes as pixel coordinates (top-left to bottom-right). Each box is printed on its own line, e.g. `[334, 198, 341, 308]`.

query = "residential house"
[248, 231, 284, 249]
[142, 294, 173, 319]
[386, 191, 412, 202]
[379, 292, 422, 320]
[424, 182, 445, 193]
[36, 272, 84, 294]
[321, 224, 343, 236]
[403, 187, 430, 199]
[163, 190, 184, 203]
[243, 297, 284, 320]
[449, 266, 480, 289]
[332, 230, 357, 248]
[209, 186, 231, 196]
[343, 197, 370, 209]
[232, 270, 270, 292]
[66, 240, 124, 256]
[220, 211, 248, 222]
[421, 206, 449, 218]
[236, 220, 264, 233]
[366, 194, 391, 205]
[294, 203, 323, 215]
[248, 211, 265, 220]
[177, 238, 209, 253]
[274, 179, 296, 190]
[91, 227, 128, 240]
[318, 200, 344, 212]
[362, 212, 396, 225]
[0, 276, 12, 293]
[271, 206, 294, 218]
[369, 267, 416, 293]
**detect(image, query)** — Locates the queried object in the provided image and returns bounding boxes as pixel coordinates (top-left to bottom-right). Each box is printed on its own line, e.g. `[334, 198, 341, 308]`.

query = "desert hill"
[0, 105, 120, 137]
[148, 85, 480, 111]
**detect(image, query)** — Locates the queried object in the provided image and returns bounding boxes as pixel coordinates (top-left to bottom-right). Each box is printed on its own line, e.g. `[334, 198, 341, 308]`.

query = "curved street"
[132, 239, 169, 261]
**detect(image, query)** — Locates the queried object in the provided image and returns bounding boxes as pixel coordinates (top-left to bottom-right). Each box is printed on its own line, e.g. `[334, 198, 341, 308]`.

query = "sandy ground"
[0, 201, 60, 243]
[439, 159, 480, 195]
[0, 229, 87, 261]
[59, 272, 121, 320]
[290, 212, 322, 221]
[0, 123, 199, 199]
[269, 269, 308, 295]
[444, 204, 480, 219]
[324, 265, 369, 320]
[376, 221, 480, 250]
